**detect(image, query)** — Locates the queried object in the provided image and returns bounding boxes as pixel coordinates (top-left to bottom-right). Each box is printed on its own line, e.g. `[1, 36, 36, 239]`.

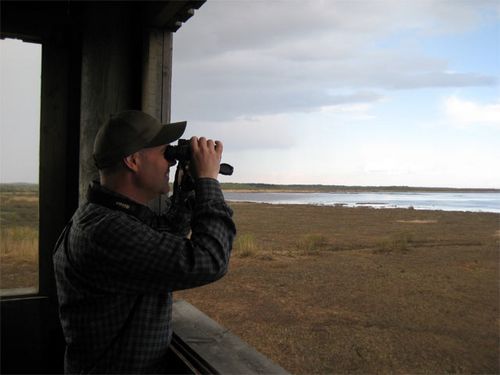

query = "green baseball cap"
[93, 110, 186, 169]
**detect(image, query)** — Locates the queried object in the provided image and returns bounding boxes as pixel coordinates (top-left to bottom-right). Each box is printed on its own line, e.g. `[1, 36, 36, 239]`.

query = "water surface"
[224, 191, 500, 213]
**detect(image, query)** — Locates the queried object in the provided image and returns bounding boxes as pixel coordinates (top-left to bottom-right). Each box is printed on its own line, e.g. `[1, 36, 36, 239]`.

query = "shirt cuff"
[195, 178, 225, 204]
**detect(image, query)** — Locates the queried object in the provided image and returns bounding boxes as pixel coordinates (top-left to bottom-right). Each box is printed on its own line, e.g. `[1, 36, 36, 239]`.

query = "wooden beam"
[143, 1, 206, 30]
[78, 3, 142, 203]
[39, 28, 81, 299]
[142, 29, 174, 214]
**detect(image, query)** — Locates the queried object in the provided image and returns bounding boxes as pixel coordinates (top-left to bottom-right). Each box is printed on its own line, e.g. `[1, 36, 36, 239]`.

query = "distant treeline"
[1, 182, 498, 194]
[0, 183, 39, 193]
[220, 182, 500, 193]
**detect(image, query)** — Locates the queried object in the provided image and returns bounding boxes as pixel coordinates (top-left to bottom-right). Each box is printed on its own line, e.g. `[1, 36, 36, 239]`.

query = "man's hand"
[190, 136, 223, 179]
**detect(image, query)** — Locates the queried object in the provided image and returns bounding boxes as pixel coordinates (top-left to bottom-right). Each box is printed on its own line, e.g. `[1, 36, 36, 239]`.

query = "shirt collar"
[87, 181, 154, 222]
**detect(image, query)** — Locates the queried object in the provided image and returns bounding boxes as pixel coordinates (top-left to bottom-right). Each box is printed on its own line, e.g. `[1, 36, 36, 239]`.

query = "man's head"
[93, 110, 186, 202]
[94, 111, 186, 170]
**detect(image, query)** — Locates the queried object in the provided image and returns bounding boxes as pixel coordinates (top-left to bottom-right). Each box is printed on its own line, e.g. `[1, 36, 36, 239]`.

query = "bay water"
[223, 191, 500, 213]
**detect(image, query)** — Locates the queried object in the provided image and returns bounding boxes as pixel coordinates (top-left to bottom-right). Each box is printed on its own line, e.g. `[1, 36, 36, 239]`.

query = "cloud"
[444, 96, 500, 127]
[181, 113, 298, 151]
[172, 0, 498, 121]
[319, 101, 378, 121]
[177, 0, 498, 59]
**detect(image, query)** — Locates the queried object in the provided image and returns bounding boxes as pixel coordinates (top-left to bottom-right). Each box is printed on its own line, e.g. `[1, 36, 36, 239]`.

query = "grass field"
[177, 202, 500, 374]
[0, 188, 39, 290]
[1, 186, 499, 373]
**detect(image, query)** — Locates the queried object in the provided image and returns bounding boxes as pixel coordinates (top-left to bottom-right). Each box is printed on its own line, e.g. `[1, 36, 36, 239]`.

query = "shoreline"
[222, 188, 500, 193]
[221, 184, 500, 194]
[225, 199, 500, 215]
[2, 183, 499, 194]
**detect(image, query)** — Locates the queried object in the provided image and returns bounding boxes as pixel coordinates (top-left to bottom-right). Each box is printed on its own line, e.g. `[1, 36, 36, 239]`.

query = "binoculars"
[164, 139, 234, 176]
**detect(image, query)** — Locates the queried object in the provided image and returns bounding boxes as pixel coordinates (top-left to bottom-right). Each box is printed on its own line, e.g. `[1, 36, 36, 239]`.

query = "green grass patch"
[374, 232, 415, 254]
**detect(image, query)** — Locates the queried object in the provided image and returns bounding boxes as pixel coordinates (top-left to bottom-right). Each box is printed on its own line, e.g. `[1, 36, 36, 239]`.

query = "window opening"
[0, 38, 42, 296]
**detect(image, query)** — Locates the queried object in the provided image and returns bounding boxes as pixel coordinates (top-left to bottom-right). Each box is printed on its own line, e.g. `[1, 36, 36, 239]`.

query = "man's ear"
[123, 153, 140, 172]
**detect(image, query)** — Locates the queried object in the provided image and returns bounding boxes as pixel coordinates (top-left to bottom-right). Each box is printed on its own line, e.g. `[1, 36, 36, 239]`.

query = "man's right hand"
[190, 136, 223, 180]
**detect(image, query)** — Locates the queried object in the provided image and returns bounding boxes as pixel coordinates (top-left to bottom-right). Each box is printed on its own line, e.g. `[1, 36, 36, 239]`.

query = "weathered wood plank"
[79, 3, 142, 203]
[39, 30, 81, 299]
[173, 300, 289, 374]
[142, 29, 174, 214]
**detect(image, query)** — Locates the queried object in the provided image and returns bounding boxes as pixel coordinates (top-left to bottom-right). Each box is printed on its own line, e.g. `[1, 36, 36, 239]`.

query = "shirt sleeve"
[81, 178, 236, 294]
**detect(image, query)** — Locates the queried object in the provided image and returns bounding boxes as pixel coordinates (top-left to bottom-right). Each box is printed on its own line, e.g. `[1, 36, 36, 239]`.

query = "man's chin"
[160, 184, 170, 195]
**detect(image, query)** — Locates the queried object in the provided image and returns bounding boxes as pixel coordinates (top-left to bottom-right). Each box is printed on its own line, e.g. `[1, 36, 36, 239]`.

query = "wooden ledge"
[172, 300, 289, 374]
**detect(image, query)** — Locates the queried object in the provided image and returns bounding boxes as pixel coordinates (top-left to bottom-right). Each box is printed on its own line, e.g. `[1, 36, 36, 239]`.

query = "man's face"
[135, 144, 172, 199]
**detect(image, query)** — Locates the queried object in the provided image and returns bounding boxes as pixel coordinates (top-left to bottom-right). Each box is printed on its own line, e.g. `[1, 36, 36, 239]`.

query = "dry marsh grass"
[1, 226, 38, 260]
[0, 190, 39, 289]
[296, 233, 329, 254]
[234, 233, 260, 258]
[177, 202, 500, 374]
[374, 231, 415, 253]
[2, 188, 499, 373]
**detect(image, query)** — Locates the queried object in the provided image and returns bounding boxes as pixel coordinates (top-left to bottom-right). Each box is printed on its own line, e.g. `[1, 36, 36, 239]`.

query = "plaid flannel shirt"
[53, 179, 235, 374]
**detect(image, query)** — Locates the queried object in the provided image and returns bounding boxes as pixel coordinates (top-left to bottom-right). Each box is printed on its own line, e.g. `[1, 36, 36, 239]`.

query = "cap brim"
[146, 121, 187, 147]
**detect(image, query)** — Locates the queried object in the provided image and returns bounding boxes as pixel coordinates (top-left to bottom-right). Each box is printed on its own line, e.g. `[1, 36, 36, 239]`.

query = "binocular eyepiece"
[164, 139, 234, 176]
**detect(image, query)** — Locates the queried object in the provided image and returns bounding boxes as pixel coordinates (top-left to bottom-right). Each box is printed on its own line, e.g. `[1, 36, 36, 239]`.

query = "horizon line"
[1, 181, 499, 191]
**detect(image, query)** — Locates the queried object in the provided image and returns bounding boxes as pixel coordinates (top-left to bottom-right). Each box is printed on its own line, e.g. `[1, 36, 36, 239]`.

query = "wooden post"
[142, 29, 174, 214]
[78, 3, 142, 204]
[39, 31, 81, 299]
[142, 30, 173, 123]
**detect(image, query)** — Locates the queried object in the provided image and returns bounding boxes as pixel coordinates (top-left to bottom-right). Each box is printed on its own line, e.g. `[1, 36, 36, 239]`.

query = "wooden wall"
[1, 2, 178, 372]
[78, 3, 143, 203]
[78, 3, 173, 214]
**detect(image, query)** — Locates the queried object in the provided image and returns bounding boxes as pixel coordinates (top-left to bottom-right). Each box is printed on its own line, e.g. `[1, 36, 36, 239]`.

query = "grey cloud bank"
[1, 0, 498, 186]
[172, 0, 498, 122]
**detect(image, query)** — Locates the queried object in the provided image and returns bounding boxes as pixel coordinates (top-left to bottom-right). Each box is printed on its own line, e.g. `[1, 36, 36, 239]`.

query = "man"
[53, 110, 236, 374]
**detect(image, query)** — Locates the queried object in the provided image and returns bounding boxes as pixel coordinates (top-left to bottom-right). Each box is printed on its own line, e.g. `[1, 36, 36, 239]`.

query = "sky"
[1, 0, 499, 188]
[171, 0, 500, 188]
[0, 39, 41, 184]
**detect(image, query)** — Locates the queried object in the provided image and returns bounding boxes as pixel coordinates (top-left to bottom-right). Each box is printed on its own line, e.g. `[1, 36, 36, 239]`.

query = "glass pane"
[0, 39, 41, 296]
